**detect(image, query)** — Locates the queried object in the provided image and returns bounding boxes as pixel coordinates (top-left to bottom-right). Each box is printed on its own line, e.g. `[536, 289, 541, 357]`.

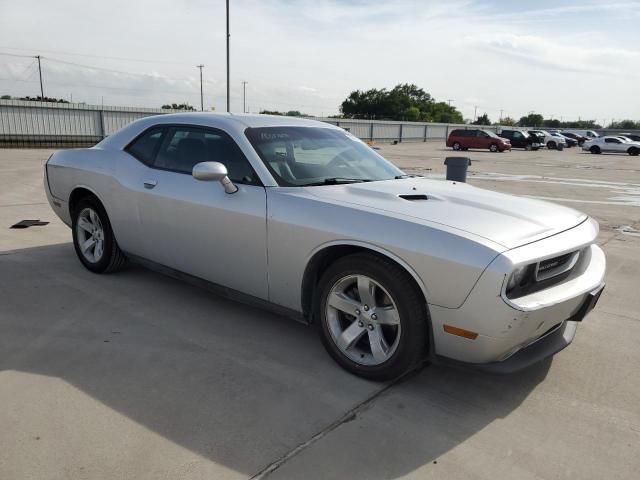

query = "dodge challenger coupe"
[44, 114, 606, 380]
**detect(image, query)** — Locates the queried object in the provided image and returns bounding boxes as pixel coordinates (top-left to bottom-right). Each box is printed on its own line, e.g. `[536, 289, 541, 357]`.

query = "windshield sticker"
[261, 132, 290, 140]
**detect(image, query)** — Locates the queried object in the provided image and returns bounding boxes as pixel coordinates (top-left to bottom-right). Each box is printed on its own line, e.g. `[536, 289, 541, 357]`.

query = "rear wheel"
[590, 146, 601, 154]
[317, 254, 428, 381]
[72, 196, 127, 273]
[489, 143, 498, 152]
[628, 147, 639, 156]
[452, 142, 461, 151]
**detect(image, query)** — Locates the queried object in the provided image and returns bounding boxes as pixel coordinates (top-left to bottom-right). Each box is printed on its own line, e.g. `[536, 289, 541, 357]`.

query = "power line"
[0, 46, 194, 66]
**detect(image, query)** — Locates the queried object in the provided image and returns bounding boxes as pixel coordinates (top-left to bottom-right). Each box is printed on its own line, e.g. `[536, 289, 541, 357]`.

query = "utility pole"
[242, 81, 248, 113]
[473, 106, 478, 122]
[447, 99, 454, 106]
[226, 0, 230, 112]
[35, 55, 44, 100]
[196, 64, 205, 111]
[499, 109, 504, 122]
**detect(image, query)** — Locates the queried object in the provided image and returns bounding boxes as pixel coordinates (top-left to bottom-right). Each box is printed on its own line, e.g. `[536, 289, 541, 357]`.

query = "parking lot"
[1, 143, 639, 479]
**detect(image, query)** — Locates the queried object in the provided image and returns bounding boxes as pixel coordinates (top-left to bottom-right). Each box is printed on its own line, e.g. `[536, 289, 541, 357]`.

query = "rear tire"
[452, 142, 461, 151]
[628, 147, 639, 156]
[316, 253, 428, 381]
[72, 196, 127, 274]
[547, 141, 557, 150]
[590, 146, 601, 154]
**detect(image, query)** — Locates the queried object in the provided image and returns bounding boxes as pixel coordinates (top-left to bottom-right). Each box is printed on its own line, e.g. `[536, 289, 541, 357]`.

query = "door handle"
[143, 180, 157, 189]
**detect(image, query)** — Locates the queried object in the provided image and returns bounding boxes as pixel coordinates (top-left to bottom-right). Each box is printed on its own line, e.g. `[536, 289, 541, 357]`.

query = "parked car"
[565, 129, 600, 139]
[498, 129, 541, 150]
[528, 131, 546, 146]
[583, 136, 640, 155]
[560, 131, 588, 146]
[619, 133, 640, 142]
[529, 129, 567, 150]
[552, 132, 578, 147]
[45, 113, 606, 379]
[447, 128, 511, 152]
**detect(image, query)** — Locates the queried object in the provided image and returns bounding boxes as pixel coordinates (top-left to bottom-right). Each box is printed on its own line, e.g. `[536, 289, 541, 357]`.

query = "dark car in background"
[620, 133, 640, 142]
[499, 129, 541, 150]
[560, 131, 588, 146]
[446, 129, 511, 152]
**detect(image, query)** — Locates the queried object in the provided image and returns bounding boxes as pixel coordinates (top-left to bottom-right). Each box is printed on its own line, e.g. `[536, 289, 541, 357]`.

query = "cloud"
[462, 33, 640, 76]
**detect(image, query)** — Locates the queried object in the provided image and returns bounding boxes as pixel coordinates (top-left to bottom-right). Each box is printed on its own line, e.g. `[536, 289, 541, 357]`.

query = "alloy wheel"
[325, 274, 401, 366]
[76, 207, 105, 263]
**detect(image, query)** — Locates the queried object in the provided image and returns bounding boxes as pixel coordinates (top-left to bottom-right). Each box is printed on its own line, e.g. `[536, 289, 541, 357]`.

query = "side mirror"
[192, 162, 238, 194]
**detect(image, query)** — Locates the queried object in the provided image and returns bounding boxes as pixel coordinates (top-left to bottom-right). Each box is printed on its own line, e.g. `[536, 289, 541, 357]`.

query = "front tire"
[72, 196, 126, 273]
[590, 146, 601, 154]
[316, 253, 428, 381]
[547, 141, 557, 150]
[489, 143, 498, 152]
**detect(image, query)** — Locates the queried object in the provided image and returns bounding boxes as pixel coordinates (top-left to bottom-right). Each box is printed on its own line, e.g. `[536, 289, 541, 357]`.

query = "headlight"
[506, 264, 533, 293]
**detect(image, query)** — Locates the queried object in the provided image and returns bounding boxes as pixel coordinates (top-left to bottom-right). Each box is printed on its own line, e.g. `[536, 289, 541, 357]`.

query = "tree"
[162, 103, 195, 111]
[19, 95, 69, 103]
[518, 113, 544, 127]
[499, 116, 516, 126]
[542, 118, 561, 128]
[473, 113, 491, 125]
[259, 110, 308, 117]
[340, 84, 463, 123]
[608, 119, 640, 129]
[1, 94, 11, 100]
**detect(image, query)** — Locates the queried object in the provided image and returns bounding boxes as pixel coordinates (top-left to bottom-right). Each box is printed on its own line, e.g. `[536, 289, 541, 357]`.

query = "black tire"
[72, 196, 127, 273]
[452, 142, 461, 151]
[628, 147, 639, 156]
[590, 146, 601, 154]
[547, 141, 556, 150]
[316, 253, 428, 381]
[489, 143, 498, 152]
[525, 144, 532, 151]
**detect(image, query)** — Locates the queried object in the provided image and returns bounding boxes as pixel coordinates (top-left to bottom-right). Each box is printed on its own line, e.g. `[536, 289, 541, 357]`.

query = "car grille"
[535, 251, 580, 281]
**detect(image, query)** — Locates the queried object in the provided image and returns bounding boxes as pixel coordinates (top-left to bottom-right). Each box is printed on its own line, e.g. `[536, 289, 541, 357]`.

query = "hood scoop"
[399, 194, 429, 201]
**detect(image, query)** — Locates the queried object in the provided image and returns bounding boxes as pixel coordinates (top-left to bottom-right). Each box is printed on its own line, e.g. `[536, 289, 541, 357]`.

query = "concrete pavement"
[1, 145, 639, 479]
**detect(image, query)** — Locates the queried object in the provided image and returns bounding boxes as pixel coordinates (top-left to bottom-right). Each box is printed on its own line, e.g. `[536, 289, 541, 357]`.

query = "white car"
[530, 129, 567, 150]
[44, 113, 606, 379]
[566, 129, 600, 139]
[583, 136, 640, 156]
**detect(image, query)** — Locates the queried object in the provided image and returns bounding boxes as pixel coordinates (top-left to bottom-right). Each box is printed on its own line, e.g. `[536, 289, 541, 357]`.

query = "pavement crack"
[249, 367, 422, 480]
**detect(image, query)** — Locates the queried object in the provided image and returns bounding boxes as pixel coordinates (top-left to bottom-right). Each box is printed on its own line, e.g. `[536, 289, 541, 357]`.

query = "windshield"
[245, 126, 404, 186]
[482, 130, 500, 139]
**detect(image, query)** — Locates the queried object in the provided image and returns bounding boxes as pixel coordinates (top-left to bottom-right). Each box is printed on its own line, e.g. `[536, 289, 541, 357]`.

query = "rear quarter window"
[125, 128, 165, 166]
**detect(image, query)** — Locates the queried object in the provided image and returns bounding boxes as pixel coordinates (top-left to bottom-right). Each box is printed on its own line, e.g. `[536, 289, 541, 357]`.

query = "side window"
[605, 138, 619, 144]
[450, 130, 462, 136]
[125, 128, 165, 166]
[514, 131, 523, 139]
[153, 126, 259, 184]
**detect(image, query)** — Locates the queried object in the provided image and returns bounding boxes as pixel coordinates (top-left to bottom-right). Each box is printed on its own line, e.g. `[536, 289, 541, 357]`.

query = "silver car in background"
[44, 114, 606, 380]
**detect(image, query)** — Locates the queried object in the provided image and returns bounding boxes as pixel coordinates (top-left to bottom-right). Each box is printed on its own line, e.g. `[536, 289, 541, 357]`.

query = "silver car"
[45, 114, 606, 379]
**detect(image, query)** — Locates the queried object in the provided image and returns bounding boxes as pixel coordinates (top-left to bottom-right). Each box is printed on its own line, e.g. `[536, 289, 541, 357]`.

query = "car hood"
[305, 178, 587, 249]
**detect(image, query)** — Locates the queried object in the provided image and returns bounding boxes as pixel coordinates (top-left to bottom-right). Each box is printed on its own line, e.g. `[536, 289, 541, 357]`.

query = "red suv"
[446, 129, 511, 152]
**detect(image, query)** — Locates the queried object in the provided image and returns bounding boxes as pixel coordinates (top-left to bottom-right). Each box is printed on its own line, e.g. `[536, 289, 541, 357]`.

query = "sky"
[0, 0, 639, 123]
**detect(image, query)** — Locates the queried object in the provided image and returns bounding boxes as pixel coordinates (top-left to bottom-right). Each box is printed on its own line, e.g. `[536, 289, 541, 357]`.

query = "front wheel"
[72, 197, 127, 273]
[317, 254, 428, 381]
[547, 141, 557, 149]
[590, 146, 601, 154]
[489, 143, 498, 152]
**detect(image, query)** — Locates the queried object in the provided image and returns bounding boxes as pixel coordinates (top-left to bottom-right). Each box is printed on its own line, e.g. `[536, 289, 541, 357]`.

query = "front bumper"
[430, 219, 606, 368]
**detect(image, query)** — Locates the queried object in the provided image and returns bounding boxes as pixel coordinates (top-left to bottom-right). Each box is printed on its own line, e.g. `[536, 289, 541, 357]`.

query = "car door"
[604, 138, 623, 152]
[135, 125, 269, 300]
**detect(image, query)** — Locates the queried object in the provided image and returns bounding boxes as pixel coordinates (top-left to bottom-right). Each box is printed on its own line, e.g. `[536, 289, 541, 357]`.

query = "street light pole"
[196, 64, 204, 111]
[473, 106, 478, 122]
[35, 55, 44, 100]
[242, 81, 248, 113]
[226, 0, 230, 112]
